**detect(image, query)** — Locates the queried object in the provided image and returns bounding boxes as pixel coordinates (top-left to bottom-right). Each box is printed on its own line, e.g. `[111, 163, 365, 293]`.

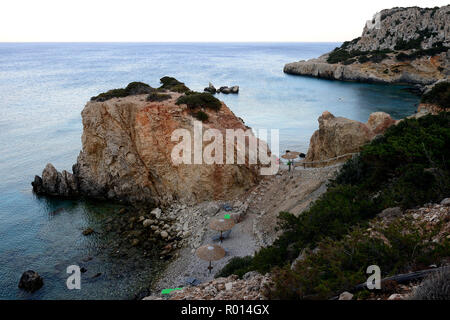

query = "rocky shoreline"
[284, 5, 449, 88]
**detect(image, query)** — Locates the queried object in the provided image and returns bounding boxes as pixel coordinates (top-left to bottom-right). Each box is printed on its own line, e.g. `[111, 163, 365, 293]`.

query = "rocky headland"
[32, 78, 260, 206]
[284, 6, 449, 87]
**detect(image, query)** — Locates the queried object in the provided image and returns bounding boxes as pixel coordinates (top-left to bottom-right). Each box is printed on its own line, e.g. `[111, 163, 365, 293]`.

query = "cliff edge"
[32, 78, 261, 206]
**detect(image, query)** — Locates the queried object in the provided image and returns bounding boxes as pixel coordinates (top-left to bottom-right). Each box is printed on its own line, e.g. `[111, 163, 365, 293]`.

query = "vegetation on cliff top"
[421, 82, 450, 109]
[269, 216, 450, 299]
[146, 92, 172, 102]
[328, 23, 449, 65]
[91, 82, 154, 102]
[327, 48, 392, 64]
[218, 112, 450, 299]
[158, 76, 190, 93]
[90, 77, 192, 102]
[176, 92, 222, 111]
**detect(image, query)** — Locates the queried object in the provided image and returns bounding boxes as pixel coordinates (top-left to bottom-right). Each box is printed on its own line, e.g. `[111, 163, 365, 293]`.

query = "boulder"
[388, 293, 406, 300]
[18, 270, 44, 292]
[366, 112, 396, 135]
[230, 86, 239, 94]
[242, 271, 260, 280]
[143, 219, 153, 227]
[204, 82, 216, 94]
[305, 111, 373, 165]
[338, 291, 353, 300]
[151, 208, 162, 219]
[378, 207, 403, 219]
[32, 164, 78, 197]
[219, 86, 231, 94]
[160, 231, 169, 239]
[203, 202, 220, 216]
[440, 198, 450, 206]
[305, 111, 396, 166]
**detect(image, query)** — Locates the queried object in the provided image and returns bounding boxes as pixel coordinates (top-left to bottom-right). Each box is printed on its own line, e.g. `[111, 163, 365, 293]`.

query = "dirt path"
[148, 164, 341, 297]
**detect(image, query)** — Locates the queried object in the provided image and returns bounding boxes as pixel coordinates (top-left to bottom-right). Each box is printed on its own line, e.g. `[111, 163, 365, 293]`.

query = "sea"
[0, 42, 420, 299]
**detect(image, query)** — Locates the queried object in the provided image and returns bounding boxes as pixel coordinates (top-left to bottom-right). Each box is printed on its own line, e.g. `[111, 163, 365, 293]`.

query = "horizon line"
[0, 40, 343, 44]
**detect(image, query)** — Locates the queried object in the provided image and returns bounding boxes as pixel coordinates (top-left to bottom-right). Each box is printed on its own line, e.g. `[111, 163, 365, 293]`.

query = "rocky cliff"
[305, 111, 396, 165]
[284, 5, 449, 85]
[32, 80, 261, 206]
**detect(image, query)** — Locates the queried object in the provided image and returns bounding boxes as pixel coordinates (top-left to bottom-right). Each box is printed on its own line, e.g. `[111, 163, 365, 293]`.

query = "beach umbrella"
[281, 151, 300, 171]
[196, 244, 226, 273]
[208, 217, 235, 243]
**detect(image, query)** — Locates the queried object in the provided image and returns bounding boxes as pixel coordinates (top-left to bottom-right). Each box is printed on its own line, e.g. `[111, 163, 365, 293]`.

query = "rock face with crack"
[32, 83, 260, 206]
[305, 111, 396, 165]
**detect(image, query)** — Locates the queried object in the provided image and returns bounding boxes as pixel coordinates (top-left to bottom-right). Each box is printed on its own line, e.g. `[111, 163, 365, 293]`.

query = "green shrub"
[395, 38, 422, 50]
[395, 45, 448, 62]
[342, 58, 356, 65]
[91, 88, 128, 102]
[340, 37, 361, 50]
[194, 111, 209, 122]
[147, 92, 171, 102]
[124, 82, 154, 95]
[394, 28, 440, 51]
[176, 92, 221, 111]
[269, 219, 450, 299]
[327, 48, 352, 64]
[91, 81, 154, 102]
[421, 82, 450, 109]
[369, 52, 389, 63]
[159, 76, 190, 93]
[327, 48, 391, 64]
[215, 256, 253, 278]
[396, 52, 410, 61]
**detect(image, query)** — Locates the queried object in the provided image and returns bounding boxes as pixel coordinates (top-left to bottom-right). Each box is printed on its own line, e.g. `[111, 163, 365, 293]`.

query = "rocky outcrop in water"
[18, 270, 44, 292]
[284, 5, 450, 85]
[32, 80, 260, 205]
[204, 83, 239, 94]
[305, 111, 396, 165]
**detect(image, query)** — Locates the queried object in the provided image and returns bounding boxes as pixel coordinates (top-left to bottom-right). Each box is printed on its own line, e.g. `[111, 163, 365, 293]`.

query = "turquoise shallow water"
[0, 43, 420, 299]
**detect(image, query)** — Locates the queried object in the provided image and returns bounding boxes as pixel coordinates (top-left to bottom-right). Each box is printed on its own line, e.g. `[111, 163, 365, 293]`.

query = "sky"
[0, 0, 448, 42]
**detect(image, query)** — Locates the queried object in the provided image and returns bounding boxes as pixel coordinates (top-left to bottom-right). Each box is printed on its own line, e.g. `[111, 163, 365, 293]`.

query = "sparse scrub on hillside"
[146, 92, 171, 102]
[91, 82, 154, 102]
[327, 48, 392, 64]
[268, 220, 450, 299]
[193, 110, 209, 122]
[215, 256, 253, 278]
[158, 76, 190, 93]
[421, 82, 450, 109]
[218, 113, 450, 297]
[176, 92, 221, 111]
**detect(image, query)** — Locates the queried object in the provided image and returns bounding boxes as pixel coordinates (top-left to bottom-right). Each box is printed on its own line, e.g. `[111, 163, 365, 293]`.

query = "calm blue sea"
[0, 43, 419, 299]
